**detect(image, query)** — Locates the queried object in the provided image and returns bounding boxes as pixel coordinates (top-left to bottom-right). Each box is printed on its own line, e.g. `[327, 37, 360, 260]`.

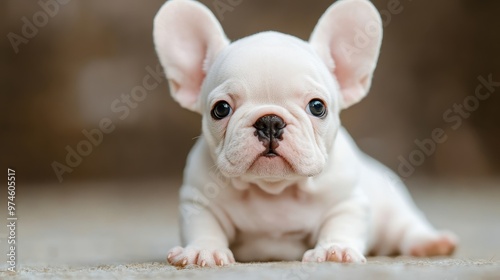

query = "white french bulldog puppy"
[153, 0, 457, 267]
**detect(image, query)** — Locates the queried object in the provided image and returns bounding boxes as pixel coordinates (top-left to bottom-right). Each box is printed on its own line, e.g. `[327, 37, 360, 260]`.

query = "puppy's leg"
[167, 201, 235, 267]
[397, 209, 458, 257]
[302, 196, 368, 264]
[381, 179, 458, 257]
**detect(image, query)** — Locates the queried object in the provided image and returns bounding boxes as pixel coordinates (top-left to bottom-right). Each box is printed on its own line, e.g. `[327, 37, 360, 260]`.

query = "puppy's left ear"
[153, 0, 229, 113]
[309, 0, 382, 109]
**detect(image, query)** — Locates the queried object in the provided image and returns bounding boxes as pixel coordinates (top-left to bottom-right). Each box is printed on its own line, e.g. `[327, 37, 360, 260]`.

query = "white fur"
[154, 0, 457, 267]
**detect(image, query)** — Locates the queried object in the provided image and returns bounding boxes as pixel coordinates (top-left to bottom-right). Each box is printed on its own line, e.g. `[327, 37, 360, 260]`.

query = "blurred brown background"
[1, 0, 500, 184]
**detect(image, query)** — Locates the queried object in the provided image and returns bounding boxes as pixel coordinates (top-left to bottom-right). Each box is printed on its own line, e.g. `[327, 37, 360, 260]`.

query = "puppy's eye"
[211, 101, 232, 120]
[306, 99, 327, 118]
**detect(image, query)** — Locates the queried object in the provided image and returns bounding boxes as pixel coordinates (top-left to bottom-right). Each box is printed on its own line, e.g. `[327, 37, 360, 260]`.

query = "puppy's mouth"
[261, 143, 280, 158]
[263, 151, 278, 157]
[248, 140, 296, 177]
[249, 151, 295, 177]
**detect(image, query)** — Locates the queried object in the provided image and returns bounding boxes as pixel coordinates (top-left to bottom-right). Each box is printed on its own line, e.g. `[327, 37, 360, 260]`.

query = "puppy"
[153, 0, 457, 266]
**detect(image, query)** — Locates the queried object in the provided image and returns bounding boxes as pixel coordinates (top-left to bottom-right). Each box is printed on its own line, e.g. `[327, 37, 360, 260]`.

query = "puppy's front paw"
[302, 244, 366, 264]
[167, 246, 235, 268]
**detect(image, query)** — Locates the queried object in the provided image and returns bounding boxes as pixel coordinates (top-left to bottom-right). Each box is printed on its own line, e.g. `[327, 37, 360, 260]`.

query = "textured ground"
[1, 179, 499, 279]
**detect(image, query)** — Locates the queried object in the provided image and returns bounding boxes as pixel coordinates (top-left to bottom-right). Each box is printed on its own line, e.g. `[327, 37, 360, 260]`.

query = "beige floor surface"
[1, 179, 499, 279]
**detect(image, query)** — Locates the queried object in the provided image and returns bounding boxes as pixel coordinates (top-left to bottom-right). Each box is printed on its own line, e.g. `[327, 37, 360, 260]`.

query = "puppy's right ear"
[153, 0, 229, 113]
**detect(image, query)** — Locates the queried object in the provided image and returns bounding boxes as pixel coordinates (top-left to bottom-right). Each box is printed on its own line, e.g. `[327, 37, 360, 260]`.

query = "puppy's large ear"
[309, 0, 382, 109]
[153, 0, 229, 112]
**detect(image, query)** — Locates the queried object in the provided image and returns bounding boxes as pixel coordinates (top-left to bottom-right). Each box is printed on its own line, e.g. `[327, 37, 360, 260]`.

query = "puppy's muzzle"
[253, 115, 286, 157]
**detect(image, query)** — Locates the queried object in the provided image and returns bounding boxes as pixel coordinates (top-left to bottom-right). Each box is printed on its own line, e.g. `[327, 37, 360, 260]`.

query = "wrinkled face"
[200, 33, 341, 180]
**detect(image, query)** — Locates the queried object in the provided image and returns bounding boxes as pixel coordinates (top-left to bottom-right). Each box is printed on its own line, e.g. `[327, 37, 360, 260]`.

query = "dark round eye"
[211, 101, 232, 120]
[306, 99, 327, 118]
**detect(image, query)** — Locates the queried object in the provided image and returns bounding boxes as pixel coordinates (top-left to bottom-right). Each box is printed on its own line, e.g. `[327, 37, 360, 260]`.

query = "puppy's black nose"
[253, 115, 286, 155]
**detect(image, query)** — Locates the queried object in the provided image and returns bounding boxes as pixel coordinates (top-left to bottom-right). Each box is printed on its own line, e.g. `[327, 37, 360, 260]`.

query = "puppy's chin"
[247, 155, 295, 178]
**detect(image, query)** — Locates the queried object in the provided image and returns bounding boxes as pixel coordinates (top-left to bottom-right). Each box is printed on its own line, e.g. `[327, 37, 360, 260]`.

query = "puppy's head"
[154, 0, 382, 182]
